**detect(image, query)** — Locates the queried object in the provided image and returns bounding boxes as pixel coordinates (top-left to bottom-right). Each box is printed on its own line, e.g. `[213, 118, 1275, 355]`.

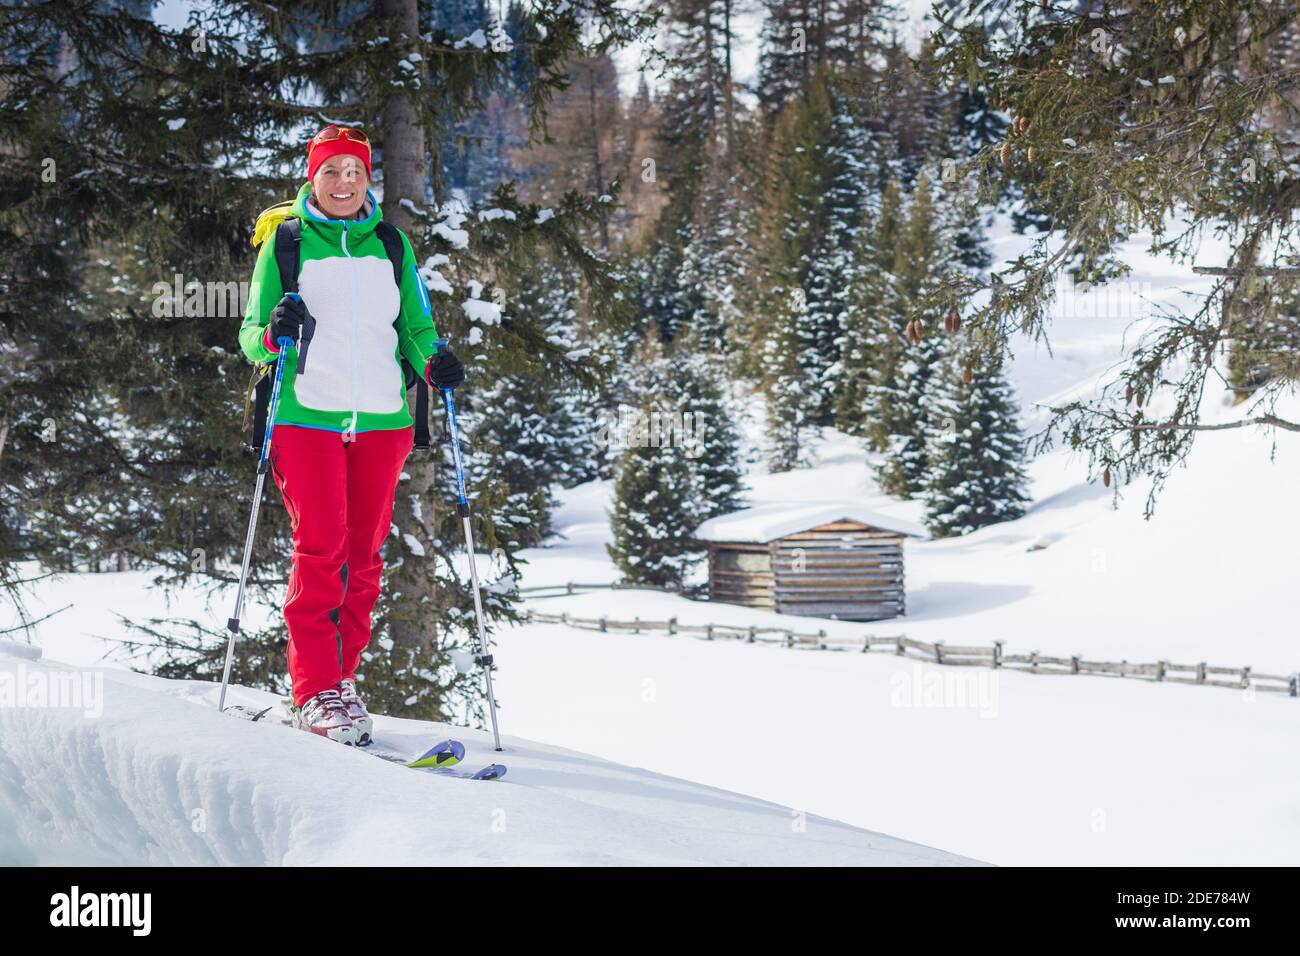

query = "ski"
[224, 705, 506, 779]
[224, 703, 278, 722]
[367, 738, 507, 781]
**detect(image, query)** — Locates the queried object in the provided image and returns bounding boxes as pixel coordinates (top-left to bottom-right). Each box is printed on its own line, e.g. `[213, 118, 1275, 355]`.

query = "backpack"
[242, 205, 432, 455]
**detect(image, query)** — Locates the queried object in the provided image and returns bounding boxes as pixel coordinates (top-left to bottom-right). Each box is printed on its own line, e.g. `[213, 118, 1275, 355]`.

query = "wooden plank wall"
[707, 542, 776, 610]
[708, 521, 906, 622]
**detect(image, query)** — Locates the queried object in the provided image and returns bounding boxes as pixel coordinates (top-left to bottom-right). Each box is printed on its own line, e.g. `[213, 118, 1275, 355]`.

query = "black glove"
[269, 294, 305, 345]
[426, 348, 465, 389]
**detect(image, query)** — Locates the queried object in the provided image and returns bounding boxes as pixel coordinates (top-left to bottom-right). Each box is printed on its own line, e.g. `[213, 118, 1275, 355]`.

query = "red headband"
[307, 127, 372, 182]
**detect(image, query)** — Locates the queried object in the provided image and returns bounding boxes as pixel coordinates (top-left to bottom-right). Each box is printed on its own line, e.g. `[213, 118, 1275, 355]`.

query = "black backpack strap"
[376, 221, 432, 451]
[246, 366, 271, 456]
[413, 375, 431, 450]
[247, 220, 304, 455]
[374, 221, 405, 287]
[274, 219, 302, 293]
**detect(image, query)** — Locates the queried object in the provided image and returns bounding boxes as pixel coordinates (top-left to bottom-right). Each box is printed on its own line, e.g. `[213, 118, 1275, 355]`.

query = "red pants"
[269, 424, 414, 706]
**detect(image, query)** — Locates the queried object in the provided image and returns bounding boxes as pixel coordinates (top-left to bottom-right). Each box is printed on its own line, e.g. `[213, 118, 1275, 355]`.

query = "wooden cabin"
[694, 503, 923, 622]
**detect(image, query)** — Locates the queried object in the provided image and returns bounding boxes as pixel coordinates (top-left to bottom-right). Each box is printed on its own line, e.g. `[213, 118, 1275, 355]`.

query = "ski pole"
[218, 303, 301, 713]
[434, 338, 503, 751]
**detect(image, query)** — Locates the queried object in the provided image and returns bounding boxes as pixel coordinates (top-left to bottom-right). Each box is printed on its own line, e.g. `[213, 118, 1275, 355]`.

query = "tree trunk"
[585, 68, 611, 254]
[377, 0, 440, 650]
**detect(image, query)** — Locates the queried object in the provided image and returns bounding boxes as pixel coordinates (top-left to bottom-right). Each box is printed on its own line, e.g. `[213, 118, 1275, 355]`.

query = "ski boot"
[292, 689, 360, 746]
[337, 678, 374, 746]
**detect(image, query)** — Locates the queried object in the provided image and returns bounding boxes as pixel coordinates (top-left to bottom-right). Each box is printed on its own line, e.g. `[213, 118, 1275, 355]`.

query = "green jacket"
[239, 181, 439, 434]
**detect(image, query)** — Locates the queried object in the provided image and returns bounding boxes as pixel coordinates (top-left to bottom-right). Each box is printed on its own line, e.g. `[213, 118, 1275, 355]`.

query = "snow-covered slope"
[0, 643, 976, 866]
[489, 227, 1300, 866]
[4, 223, 1295, 866]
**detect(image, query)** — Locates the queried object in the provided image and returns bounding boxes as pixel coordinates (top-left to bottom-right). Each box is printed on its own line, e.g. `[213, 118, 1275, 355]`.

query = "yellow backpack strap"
[251, 200, 296, 249]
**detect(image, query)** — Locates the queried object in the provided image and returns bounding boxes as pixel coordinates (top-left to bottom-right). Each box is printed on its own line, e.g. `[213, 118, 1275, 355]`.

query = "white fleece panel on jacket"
[295, 253, 405, 417]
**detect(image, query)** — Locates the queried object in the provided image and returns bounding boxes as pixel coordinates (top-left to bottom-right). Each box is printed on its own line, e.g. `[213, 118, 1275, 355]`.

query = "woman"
[239, 124, 464, 746]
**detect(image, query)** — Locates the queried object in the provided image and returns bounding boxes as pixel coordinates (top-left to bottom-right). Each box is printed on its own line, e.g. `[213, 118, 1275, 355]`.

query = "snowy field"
[4, 224, 1298, 866]
[0, 640, 974, 866]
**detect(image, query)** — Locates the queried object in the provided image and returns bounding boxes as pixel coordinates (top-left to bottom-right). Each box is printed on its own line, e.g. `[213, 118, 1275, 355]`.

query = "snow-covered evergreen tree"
[874, 171, 945, 497]
[672, 327, 746, 520]
[465, 377, 557, 548]
[834, 176, 904, 445]
[606, 389, 702, 588]
[923, 352, 1030, 538]
[762, 286, 815, 471]
[756, 65, 878, 463]
[800, 72, 872, 425]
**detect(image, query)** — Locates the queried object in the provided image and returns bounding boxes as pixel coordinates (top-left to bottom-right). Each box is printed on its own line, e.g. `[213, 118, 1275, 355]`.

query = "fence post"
[706, 625, 714, 640]
[1290, 674, 1298, 698]
[566, 581, 574, 595]
[524, 609, 533, 622]
[668, 617, 677, 635]
[818, 628, 827, 650]
[560, 611, 568, 625]
[934, 640, 944, 664]
[993, 641, 1003, 669]
[747, 626, 756, 643]
[1071, 655, 1080, 674]
[862, 636, 871, 654]
[1241, 666, 1251, 689]
[599, 616, 607, 632]
[1197, 662, 1207, 684]
[633, 616, 639, 634]
[1156, 660, 1167, 681]
[896, 636, 905, 656]
[1030, 650, 1040, 672]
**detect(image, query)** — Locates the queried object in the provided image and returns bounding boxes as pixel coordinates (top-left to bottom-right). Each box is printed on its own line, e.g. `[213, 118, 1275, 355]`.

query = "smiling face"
[312, 155, 369, 219]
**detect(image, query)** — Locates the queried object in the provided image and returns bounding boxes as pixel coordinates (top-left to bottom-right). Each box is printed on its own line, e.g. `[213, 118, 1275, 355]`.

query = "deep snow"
[3, 222, 1297, 866]
[0, 642, 975, 866]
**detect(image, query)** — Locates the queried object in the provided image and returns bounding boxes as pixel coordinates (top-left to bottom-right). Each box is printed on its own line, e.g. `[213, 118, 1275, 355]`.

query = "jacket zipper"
[342, 221, 359, 436]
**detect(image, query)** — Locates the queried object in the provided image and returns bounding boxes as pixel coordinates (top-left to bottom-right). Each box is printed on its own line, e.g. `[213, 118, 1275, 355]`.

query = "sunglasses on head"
[310, 125, 370, 148]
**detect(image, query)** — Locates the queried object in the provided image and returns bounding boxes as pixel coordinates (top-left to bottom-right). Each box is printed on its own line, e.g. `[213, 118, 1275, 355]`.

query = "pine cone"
[962, 366, 973, 385]
[1000, 142, 1012, 165]
[1027, 146, 1038, 162]
[1102, 468, 1111, 487]
[945, 310, 961, 334]
[1124, 383, 1134, 404]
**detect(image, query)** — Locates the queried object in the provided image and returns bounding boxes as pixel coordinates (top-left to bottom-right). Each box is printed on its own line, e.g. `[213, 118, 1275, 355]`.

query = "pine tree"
[923, 352, 1029, 538]
[753, 74, 825, 467]
[671, 328, 746, 520]
[799, 70, 871, 425]
[834, 176, 904, 445]
[761, 294, 813, 471]
[606, 391, 702, 588]
[1226, 281, 1300, 402]
[636, 0, 745, 347]
[874, 171, 946, 497]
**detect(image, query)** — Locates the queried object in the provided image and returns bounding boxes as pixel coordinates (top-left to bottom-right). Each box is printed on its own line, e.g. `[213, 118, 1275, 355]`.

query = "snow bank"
[0, 646, 975, 866]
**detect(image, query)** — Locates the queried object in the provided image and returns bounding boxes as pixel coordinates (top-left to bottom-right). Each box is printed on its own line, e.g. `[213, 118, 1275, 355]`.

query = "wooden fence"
[517, 581, 707, 598]
[521, 608, 1299, 697]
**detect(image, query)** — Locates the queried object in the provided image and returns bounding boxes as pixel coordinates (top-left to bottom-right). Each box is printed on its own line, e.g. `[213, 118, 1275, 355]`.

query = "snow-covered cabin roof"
[694, 501, 925, 543]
